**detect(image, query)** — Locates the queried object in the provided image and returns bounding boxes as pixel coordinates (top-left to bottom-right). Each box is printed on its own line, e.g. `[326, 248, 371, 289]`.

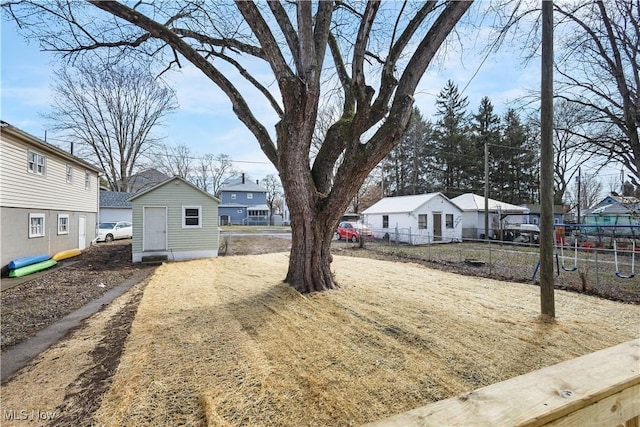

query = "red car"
[336, 221, 375, 242]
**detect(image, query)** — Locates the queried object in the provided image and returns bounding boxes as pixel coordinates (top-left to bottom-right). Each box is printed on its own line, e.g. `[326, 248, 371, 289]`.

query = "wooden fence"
[367, 338, 640, 427]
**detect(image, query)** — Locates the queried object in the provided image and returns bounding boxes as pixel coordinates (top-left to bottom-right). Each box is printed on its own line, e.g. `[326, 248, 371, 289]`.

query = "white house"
[0, 121, 101, 271]
[451, 193, 529, 240]
[129, 176, 220, 263]
[362, 193, 463, 245]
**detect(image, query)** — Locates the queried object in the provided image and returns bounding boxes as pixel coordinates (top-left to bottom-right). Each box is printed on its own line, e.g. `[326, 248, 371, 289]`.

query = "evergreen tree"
[470, 97, 501, 194]
[382, 107, 434, 196]
[433, 80, 471, 196]
[493, 109, 539, 204]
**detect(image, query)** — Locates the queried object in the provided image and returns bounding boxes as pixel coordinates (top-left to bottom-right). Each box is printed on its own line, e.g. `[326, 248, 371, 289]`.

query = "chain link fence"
[347, 228, 638, 303]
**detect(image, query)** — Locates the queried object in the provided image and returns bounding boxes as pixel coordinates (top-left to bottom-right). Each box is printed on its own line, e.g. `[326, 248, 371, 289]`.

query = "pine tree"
[471, 97, 501, 194]
[433, 80, 471, 196]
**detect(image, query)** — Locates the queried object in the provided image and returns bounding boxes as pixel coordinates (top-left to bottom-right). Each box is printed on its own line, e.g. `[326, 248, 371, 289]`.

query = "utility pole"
[540, 0, 555, 320]
[576, 167, 581, 224]
[484, 141, 489, 240]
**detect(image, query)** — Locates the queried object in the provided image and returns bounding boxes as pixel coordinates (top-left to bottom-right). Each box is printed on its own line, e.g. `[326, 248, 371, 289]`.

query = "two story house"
[217, 173, 269, 225]
[0, 121, 101, 270]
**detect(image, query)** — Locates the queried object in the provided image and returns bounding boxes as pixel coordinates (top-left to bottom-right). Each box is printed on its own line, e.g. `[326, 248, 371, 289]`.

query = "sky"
[0, 6, 627, 190]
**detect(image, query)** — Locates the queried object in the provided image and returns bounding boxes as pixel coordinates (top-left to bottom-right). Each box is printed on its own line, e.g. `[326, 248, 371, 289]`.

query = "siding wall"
[364, 196, 463, 244]
[0, 133, 99, 212]
[220, 190, 267, 205]
[131, 179, 219, 258]
[1, 207, 96, 269]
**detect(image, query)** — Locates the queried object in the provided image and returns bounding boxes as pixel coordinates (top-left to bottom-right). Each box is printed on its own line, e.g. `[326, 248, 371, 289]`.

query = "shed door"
[144, 207, 167, 251]
[433, 213, 442, 241]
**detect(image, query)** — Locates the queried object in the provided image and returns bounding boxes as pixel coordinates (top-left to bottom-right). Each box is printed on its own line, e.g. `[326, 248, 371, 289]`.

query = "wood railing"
[367, 338, 640, 427]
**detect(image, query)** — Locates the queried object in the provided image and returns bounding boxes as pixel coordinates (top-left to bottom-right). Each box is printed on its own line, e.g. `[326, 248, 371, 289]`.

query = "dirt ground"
[1, 240, 154, 351]
[1, 238, 638, 426]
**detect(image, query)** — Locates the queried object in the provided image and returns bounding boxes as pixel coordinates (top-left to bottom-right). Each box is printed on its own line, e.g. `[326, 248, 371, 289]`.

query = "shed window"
[418, 214, 427, 230]
[29, 213, 45, 238]
[382, 215, 389, 228]
[58, 214, 70, 235]
[183, 206, 202, 228]
[446, 214, 454, 229]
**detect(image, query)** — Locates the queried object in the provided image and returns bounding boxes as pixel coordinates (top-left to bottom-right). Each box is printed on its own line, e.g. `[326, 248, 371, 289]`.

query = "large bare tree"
[554, 1, 639, 185]
[47, 61, 177, 191]
[5, 1, 472, 292]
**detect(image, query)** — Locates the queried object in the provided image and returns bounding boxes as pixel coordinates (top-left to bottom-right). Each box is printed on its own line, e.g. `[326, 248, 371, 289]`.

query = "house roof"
[128, 168, 169, 192]
[129, 176, 220, 203]
[451, 193, 529, 214]
[520, 204, 566, 215]
[1, 120, 101, 173]
[100, 191, 136, 208]
[584, 203, 635, 215]
[219, 175, 267, 193]
[362, 193, 453, 214]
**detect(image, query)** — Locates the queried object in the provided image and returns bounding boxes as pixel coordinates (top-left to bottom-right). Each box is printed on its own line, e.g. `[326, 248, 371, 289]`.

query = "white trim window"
[231, 193, 237, 200]
[182, 206, 202, 228]
[418, 214, 428, 229]
[247, 193, 253, 200]
[445, 214, 454, 229]
[84, 171, 91, 189]
[66, 165, 73, 184]
[27, 151, 46, 175]
[29, 213, 45, 238]
[58, 214, 70, 235]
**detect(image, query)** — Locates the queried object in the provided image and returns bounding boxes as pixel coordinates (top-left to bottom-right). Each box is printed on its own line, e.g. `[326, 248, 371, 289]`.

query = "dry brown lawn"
[89, 253, 638, 426]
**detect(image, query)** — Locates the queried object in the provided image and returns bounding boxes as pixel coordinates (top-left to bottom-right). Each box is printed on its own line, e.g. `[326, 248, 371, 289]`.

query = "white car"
[96, 221, 132, 242]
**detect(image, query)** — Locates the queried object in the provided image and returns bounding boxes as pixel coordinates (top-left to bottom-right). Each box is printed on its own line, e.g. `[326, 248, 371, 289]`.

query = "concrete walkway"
[1, 269, 152, 383]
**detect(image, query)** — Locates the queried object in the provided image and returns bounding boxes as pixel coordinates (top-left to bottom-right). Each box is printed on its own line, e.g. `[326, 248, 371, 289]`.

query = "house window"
[66, 165, 73, 183]
[446, 214, 454, 229]
[27, 151, 46, 175]
[29, 213, 45, 238]
[231, 193, 237, 200]
[84, 171, 91, 189]
[247, 193, 253, 200]
[418, 214, 427, 229]
[58, 214, 70, 235]
[183, 206, 202, 228]
[383, 215, 389, 228]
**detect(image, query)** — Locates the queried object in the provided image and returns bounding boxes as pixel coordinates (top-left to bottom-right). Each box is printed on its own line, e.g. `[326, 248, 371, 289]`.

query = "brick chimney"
[241, 173, 245, 184]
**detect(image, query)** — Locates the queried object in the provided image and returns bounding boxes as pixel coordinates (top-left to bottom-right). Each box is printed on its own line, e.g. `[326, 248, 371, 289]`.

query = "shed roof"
[129, 176, 220, 203]
[363, 193, 453, 214]
[100, 191, 136, 208]
[451, 193, 529, 214]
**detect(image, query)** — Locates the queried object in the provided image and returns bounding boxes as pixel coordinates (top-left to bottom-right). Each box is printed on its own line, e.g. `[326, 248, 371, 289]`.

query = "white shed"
[362, 193, 463, 245]
[129, 177, 220, 263]
[451, 193, 529, 240]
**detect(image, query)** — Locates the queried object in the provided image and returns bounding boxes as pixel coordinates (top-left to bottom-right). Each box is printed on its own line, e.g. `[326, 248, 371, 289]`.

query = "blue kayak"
[8, 254, 51, 270]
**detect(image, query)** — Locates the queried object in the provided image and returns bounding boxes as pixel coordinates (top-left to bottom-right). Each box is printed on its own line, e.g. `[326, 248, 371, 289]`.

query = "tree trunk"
[286, 209, 337, 293]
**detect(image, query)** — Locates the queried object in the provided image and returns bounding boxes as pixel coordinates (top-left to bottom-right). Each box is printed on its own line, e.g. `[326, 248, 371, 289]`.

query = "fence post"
[488, 239, 492, 275]
[594, 249, 599, 292]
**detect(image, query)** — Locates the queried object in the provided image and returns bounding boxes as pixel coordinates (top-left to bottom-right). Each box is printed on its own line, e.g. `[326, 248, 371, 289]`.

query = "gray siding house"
[217, 174, 269, 225]
[129, 176, 220, 263]
[0, 121, 100, 270]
